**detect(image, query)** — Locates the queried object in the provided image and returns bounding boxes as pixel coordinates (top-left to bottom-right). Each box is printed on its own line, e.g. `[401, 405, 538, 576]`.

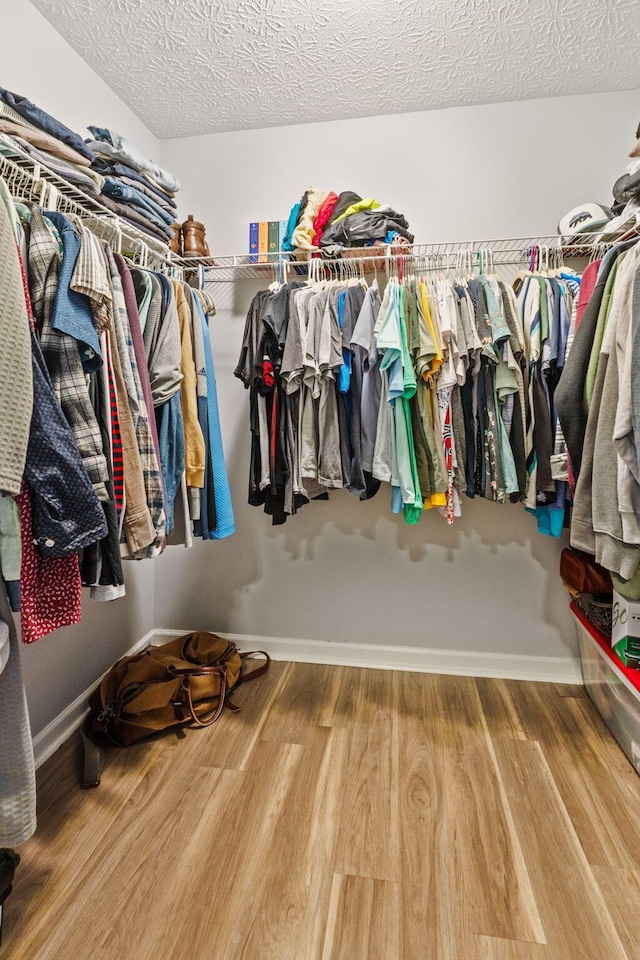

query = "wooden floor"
[5, 664, 640, 959]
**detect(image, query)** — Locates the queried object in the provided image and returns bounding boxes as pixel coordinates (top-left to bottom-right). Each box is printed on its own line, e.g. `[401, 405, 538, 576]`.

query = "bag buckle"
[96, 704, 116, 726]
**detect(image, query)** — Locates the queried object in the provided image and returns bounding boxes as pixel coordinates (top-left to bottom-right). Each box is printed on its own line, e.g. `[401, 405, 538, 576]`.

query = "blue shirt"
[43, 211, 102, 373]
[336, 289, 352, 394]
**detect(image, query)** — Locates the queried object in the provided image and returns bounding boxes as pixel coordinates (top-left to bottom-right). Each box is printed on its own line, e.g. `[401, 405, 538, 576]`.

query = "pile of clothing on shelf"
[0, 181, 234, 646]
[557, 121, 640, 245]
[236, 255, 580, 530]
[87, 126, 180, 245]
[281, 187, 413, 260]
[610, 122, 640, 216]
[0, 85, 185, 248]
[0, 85, 105, 199]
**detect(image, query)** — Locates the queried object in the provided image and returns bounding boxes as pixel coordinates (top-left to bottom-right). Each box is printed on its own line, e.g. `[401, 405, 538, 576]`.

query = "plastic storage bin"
[572, 601, 640, 775]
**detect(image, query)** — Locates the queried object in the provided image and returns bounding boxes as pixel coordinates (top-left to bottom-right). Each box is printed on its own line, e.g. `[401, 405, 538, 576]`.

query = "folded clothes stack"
[0, 86, 102, 198]
[0, 87, 181, 249]
[86, 126, 180, 245]
[280, 187, 413, 260]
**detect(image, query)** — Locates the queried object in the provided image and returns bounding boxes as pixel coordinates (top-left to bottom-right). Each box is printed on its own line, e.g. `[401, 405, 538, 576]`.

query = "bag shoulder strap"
[236, 651, 271, 687]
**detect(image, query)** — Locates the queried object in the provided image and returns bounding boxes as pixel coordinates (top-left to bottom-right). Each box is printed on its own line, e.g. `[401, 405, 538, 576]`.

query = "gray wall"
[154, 88, 639, 664]
[20, 566, 155, 735]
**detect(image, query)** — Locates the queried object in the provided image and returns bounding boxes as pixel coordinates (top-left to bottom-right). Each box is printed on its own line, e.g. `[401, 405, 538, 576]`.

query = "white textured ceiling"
[32, 0, 640, 138]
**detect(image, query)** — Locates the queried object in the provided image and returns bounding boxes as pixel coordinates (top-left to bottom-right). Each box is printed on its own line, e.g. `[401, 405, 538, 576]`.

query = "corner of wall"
[5, 0, 160, 164]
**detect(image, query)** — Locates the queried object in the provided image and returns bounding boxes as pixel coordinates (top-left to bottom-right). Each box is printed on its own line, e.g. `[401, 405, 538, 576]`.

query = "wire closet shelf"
[0, 140, 622, 284]
[170, 234, 619, 283]
[0, 141, 179, 275]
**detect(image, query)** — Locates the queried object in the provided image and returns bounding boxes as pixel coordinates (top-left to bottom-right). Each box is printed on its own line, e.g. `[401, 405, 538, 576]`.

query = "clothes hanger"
[384, 243, 392, 281]
[458, 250, 465, 282]
[307, 254, 318, 285]
[554, 244, 564, 273]
[442, 252, 449, 282]
[453, 249, 461, 283]
[588, 242, 601, 264]
[268, 258, 279, 291]
[140, 236, 150, 268]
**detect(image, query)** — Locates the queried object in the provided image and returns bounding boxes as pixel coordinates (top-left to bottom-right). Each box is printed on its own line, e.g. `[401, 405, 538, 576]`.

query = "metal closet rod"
[0, 140, 623, 282]
[171, 233, 620, 282]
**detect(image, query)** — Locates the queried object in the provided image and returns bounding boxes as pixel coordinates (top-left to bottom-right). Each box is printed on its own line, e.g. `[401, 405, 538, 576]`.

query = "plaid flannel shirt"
[71, 220, 113, 334]
[27, 207, 109, 500]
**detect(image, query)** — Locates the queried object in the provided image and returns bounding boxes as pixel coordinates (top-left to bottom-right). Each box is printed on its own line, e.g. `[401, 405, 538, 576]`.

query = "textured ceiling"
[32, 0, 640, 138]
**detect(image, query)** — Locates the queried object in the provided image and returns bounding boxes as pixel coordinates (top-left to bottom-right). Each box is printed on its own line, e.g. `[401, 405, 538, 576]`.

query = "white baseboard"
[33, 628, 581, 769]
[32, 630, 155, 770]
[150, 628, 583, 685]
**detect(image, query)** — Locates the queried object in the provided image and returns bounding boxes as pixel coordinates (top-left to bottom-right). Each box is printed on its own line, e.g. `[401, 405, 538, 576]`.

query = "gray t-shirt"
[351, 282, 382, 473]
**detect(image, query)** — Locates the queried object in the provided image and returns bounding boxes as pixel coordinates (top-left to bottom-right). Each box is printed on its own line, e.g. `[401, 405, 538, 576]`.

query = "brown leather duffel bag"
[82, 632, 269, 787]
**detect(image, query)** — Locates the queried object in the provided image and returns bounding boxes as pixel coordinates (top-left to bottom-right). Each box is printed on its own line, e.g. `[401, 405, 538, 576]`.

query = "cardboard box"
[612, 591, 640, 669]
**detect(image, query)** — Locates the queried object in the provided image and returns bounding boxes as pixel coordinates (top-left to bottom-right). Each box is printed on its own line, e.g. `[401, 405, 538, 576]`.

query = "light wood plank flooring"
[4, 664, 640, 959]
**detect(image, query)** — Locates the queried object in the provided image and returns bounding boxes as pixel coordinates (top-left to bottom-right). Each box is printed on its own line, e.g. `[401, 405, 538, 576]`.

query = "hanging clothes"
[564, 239, 640, 584]
[0, 179, 233, 644]
[236, 259, 577, 535]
